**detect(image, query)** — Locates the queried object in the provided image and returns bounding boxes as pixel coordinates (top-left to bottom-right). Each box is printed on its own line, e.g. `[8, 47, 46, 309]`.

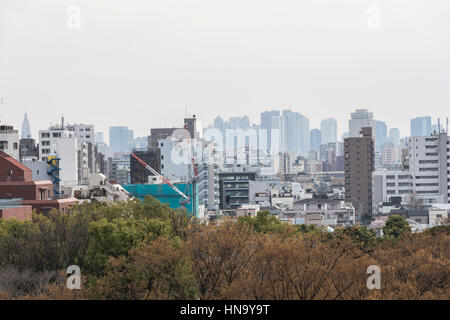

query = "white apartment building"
[381, 144, 401, 166]
[279, 151, 294, 174]
[308, 150, 319, 162]
[66, 124, 97, 182]
[40, 122, 99, 185]
[408, 132, 449, 204]
[39, 127, 79, 187]
[373, 131, 450, 205]
[372, 170, 413, 204]
[279, 152, 305, 175]
[196, 140, 220, 210]
[67, 124, 95, 144]
[0, 124, 19, 160]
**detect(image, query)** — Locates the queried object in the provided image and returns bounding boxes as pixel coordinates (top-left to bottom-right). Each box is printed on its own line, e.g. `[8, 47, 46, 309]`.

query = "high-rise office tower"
[320, 118, 337, 144]
[213, 116, 224, 131]
[20, 112, 32, 139]
[309, 129, 322, 152]
[388, 128, 400, 146]
[228, 116, 250, 131]
[240, 116, 251, 130]
[261, 110, 281, 153]
[109, 126, 133, 153]
[349, 109, 376, 140]
[375, 120, 387, 151]
[344, 127, 375, 220]
[411, 117, 432, 137]
[282, 110, 309, 154]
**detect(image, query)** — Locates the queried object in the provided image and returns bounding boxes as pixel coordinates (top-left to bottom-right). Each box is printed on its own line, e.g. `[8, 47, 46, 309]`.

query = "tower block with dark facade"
[344, 127, 375, 221]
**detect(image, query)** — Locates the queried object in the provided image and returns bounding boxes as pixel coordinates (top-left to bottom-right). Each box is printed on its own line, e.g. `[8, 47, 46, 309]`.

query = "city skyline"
[8, 109, 448, 146]
[0, 0, 449, 304]
[1, 0, 449, 139]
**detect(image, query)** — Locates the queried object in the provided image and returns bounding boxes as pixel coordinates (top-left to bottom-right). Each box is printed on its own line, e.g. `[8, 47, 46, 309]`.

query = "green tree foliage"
[92, 237, 197, 300]
[0, 198, 448, 300]
[237, 210, 285, 234]
[383, 215, 411, 238]
[335, 225, 377, 249]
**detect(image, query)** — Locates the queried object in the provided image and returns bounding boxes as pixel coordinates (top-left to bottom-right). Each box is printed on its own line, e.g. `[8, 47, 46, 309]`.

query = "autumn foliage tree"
[0, 198, 448, 300]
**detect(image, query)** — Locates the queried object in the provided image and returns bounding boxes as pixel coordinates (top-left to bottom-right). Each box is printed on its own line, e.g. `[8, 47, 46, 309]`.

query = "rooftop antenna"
[61, 115, 65, 129]
[185, 104, 188, 118]
[438, 118, 441, 134]
[447, 117, 448, 134]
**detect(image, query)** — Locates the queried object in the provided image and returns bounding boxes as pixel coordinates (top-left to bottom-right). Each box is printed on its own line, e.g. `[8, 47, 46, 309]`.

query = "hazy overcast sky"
[1, 0, 449, 141]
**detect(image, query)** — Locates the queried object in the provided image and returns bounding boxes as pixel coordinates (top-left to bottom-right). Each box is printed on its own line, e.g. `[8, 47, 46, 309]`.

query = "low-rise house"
[270, 187, 294, 209]
[235, 204, 260, 218]
[390, 208, 429, 224]
[0, 150, 77, 216]
[293, 197, 355, 227]
[429, 207, 447, 226]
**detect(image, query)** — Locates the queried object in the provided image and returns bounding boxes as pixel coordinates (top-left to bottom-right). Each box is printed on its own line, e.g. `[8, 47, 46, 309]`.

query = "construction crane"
[131, 153, 190, 202]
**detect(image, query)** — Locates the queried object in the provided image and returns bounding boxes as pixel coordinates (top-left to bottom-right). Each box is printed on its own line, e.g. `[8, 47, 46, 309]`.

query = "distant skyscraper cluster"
[1, 107, 449, 230]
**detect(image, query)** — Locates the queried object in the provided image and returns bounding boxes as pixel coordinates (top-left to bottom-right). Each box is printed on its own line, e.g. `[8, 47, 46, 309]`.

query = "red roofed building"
[0, 150, 78, 219]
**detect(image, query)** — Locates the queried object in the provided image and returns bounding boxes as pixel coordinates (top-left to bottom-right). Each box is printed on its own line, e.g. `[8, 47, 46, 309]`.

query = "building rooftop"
[0, 198, 23, 208]
[0, 150, 32, 177]
[295, 198, 341, 204]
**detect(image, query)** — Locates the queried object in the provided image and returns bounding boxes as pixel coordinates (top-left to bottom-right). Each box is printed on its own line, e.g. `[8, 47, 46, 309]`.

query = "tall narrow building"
[375, 120, 387, 152]
[309, 129, 322, 152]
[344, 127, 375, 221]
[320, 118, 337, 144]
[282, 110, 310, 155]
[260, 110, 281, 153]
[21, 112, 32, 139]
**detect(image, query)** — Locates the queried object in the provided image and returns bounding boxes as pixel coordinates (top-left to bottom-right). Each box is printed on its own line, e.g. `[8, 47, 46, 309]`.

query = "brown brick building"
[0, 150, 78, 219]
[344, 127, 375, 221]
